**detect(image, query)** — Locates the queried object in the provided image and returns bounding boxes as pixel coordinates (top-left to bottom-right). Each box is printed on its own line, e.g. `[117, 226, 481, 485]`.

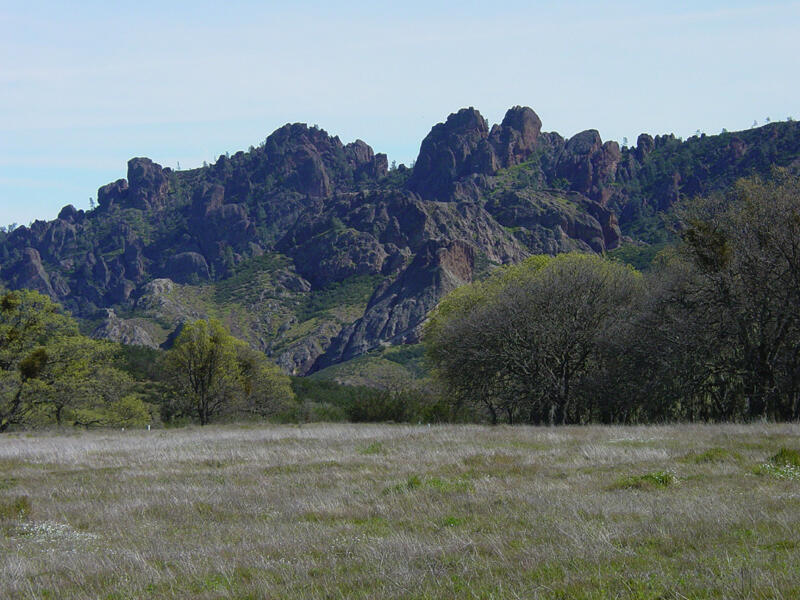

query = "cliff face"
[1, 108, 798, 374]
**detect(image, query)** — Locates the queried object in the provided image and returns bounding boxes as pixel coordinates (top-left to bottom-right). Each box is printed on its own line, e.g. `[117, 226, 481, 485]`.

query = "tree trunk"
[487, 403, 498, 426]
[0, 384, 25, 433]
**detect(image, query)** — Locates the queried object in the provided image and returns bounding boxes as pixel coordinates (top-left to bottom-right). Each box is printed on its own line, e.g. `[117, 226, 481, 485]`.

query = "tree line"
[0, 287, 439, 432]
[4, 172, 799, 430]
[0, 294, 294, 431]
[424, 172, 800, 424]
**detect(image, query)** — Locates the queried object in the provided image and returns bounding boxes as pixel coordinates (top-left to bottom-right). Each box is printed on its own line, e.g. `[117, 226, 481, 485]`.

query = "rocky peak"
[127, 158, 170, 210]
[4, 108, 800, 375]
[57, 205, 80, 223]
[554, 130, 622, 205]
[261, 123, 343, 197]
[345, 139, 388, 179]
[489, 106, 543, 168]
[97, 178, 129, 210]
[408, 107, 497, 201]
[636, 133, 655, 160]
[555, 130, 603, 197]
[565, 129, 603, 156]
[266, 122, 340, 153]
[345, 139, 374, 166]
[94, 157, 170, 212]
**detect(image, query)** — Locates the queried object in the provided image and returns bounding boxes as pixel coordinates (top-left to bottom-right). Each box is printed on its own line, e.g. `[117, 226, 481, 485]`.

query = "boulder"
[636, 133, 655, 160]
[165, 252, 210, 283]
[57, 205, 79, 223]
[263, 123, 340, 197]
[555, 130, 622, 205]
[345, 139, 374, 166]
[39, 219, 77, 261]
[127, 157, 169, 210]
[91, 309, 157, 348]
[291, 228, 388, 287]
[97, 178, 129, 209]
[556, 129, 604, 196]
[190, 183, 253, 258]
[275, 320, 344, 375]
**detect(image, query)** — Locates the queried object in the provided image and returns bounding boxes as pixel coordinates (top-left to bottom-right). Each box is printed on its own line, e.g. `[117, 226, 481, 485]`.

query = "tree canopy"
[0, 289, 151, 431]
[424, 254, 642, 424]
[163, 318, 293, 425]
[425, 171, 800, 424]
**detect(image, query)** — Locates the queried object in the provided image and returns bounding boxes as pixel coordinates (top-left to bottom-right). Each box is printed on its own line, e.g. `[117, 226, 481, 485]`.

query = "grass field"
[1, 423, 800, 599]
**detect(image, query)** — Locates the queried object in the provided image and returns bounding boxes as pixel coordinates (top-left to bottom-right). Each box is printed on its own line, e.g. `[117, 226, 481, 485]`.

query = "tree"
[606, 171, 800, 423]
[670, 171, 800, 419]
[425, 254, 642, 424]
[424, 256, 549, 423]
[0, 289, 77, 431]
[72, 364, 150, 428]
[31, 336, 113, 426]
[0, 289, 147, 431]
[164, 319, 293, 425]
[235, 343, 294, 418]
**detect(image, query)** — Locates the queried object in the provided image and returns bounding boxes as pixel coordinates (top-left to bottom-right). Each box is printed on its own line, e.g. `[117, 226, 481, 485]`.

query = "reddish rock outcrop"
[489, 105, 542, 168]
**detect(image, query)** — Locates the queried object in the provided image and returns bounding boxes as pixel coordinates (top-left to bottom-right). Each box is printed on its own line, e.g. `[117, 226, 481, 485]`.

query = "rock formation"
[1, 108, 798, 373]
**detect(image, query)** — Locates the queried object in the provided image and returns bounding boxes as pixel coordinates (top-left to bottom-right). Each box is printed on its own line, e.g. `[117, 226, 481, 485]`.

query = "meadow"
[1, 423, 799, 599]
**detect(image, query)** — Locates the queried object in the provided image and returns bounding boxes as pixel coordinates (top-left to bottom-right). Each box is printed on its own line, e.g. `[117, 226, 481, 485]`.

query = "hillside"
[1, 107, 799, 374]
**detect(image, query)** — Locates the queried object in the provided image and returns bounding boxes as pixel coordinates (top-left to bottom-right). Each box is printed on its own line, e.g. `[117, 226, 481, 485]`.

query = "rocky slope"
[1, 107, 798, 374]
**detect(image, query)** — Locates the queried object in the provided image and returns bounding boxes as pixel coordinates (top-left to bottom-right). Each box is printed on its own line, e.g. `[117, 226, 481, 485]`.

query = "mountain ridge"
[2, 106, 799, 374]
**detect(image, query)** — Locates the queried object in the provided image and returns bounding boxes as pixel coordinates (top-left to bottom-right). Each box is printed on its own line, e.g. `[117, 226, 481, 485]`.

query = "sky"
[1, 0, 799, 225]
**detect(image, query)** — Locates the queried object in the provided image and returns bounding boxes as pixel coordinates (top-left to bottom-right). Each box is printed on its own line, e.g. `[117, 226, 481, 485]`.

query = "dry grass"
[1, 423, 799, 599]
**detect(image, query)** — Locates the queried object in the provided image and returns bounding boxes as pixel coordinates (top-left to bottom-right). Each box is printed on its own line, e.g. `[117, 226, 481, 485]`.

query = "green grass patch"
[611, 470, 677, 490]
[425, 476, 472, 493]
[357, 441, 385, 455]
[0, 477, 18, 490]
[755, 448, 800, 479]
[681, 447, 742, 463]
[771, 447, 800, 467]
[297, 273, 384, 321]
[384, 474, 422, 494]
[437, 515, 467, 528]
[0, 495, 31, 520]
[383, 474, 473, 495]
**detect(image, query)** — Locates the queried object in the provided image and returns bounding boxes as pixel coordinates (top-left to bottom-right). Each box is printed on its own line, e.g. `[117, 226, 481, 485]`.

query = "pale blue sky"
[2, 1, 799, 225]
